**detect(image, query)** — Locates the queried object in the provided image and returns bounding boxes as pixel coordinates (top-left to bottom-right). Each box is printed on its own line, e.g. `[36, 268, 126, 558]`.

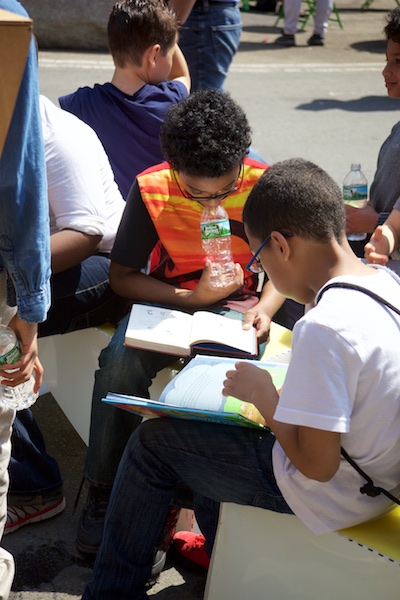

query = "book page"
[160, 354, 288, 425]
[189, 311, 256, 355]
[124, 304, 193, 354]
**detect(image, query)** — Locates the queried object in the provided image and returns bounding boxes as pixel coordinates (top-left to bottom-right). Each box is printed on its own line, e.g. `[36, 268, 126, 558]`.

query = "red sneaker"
[172, 531, 210, 570]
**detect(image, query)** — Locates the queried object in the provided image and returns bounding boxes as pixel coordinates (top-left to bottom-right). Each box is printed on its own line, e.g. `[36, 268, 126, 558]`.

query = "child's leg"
[83, 418, 292, 599]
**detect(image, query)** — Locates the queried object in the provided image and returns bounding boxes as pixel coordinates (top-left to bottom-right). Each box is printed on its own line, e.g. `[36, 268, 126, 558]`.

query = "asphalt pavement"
[5, 1, 398, 598]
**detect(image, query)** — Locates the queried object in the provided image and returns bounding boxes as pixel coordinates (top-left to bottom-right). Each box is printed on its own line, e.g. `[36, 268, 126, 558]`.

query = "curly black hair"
[160, 89, 252, 177]
[384, 6, 400, 43]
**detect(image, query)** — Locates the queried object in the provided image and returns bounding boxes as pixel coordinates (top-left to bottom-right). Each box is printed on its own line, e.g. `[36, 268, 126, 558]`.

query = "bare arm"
[242, 280, 287, 343]
[168, 44, 191, 92]
[223, 362, 341, 481]
[364, 208, 400, 266]
[110, 260, 245, 308]
[51, 230, 102, 274]
[169, 0, 197, 24]
[2, 315, 43, 393]
[345, 203, 379, 235]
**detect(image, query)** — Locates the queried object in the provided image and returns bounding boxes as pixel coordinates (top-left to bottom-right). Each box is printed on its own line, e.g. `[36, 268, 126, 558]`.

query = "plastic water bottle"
[343, 163, 368, 242]
[200, 205, 236, 287]
[0, 324, 38, 410]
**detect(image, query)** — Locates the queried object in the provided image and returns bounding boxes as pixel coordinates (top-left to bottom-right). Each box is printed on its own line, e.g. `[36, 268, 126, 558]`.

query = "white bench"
[204, 322, 400, 598]
[204, 503, 400, 599]
[37, 323, 182, 446]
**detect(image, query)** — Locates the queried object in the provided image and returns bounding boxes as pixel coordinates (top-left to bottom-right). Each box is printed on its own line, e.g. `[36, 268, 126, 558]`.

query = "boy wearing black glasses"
[76, 89, 303, 565]
[82, 157, 400, 600]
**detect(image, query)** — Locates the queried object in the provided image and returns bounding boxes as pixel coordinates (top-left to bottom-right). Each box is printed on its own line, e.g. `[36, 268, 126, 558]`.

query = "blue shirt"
[59, 81, 188, 200]
[0, 0, 51, 323]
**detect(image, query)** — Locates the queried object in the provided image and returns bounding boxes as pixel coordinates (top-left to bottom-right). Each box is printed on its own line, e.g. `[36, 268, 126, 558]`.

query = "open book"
[124, 303, 258, 358]
[103, 354, 289, 429]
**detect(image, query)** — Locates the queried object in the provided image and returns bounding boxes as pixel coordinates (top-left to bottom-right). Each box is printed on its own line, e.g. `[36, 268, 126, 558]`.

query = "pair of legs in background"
[277, 0, 334, 46]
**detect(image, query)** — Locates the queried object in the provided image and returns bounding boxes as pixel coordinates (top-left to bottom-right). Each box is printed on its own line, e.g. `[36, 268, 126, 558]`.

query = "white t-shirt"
[40, 95, 125, 253]
[272, 267, 400, 534]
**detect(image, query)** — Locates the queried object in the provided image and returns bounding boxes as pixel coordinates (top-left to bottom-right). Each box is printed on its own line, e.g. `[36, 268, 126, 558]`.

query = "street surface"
[5, 2, 399, 598]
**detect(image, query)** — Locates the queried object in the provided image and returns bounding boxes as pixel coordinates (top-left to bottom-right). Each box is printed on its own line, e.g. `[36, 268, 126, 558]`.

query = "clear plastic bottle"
[200, 205, 235, 288]
[343, 163, 368, 242]
[0, 324, 38, 410]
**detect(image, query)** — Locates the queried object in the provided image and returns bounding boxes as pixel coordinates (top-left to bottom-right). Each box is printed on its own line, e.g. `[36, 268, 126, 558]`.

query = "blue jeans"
[38, 255, 128, 337]
[82, 418, 292, 599]
[179, 1, 242, 92]
[8, 255, 129, 498]
[84, 308, 255, 488]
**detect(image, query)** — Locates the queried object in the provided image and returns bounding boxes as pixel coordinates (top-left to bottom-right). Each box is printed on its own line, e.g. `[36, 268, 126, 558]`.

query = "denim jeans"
[84, 307, 251, 488]
[179, 1, 242, 92]
[38, 255, 128, 338]
[82, 418, 292, 599]
[8, 255, 129, 498]
[8, 409, 62, 501]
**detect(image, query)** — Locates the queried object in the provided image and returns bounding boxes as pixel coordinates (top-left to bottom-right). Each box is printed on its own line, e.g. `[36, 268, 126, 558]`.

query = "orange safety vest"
[137, 159, 267, 292]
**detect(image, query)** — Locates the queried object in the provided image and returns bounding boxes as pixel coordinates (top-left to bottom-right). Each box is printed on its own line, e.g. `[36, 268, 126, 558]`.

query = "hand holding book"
[223, 361, 281, 429]
[104, 354, 289, 429]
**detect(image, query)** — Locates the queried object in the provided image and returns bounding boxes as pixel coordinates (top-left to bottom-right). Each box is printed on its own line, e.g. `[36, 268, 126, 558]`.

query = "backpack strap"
[317, 282, 400, 316]
[318, 281, 400, 506]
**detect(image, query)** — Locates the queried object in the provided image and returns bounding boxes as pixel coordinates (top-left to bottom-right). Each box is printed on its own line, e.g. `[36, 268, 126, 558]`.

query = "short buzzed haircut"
[108, 0, 178, 68]
[243, 158, 346, 243]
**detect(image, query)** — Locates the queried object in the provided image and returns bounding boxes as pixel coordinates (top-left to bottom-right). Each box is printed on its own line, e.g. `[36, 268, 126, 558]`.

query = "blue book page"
[103, 354, 288, 429]
[160, 354, 287, 426]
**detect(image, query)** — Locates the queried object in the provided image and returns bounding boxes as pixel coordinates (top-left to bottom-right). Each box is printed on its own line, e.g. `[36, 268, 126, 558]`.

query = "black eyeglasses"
[246, 231, 294, 273]
[172, 165, 244, 203]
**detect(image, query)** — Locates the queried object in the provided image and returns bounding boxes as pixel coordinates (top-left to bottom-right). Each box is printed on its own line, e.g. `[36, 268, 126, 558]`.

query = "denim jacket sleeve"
[0, 1, 51, 323]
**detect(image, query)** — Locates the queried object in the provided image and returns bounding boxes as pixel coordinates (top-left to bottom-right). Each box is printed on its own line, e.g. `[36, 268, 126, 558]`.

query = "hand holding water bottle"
[0, 315, 42, 410]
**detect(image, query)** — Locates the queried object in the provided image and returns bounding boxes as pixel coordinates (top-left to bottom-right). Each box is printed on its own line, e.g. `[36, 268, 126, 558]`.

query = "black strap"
[318, 281, 400, 505]
[318, 282, 400, 316]
[341, 448, 400, 505]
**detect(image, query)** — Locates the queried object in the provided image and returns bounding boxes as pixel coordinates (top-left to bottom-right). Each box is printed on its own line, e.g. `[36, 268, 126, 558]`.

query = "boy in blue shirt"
[59, 0, 190, 199]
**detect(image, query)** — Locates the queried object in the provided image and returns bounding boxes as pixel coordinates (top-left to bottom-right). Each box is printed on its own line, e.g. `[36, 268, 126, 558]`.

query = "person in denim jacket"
[0, 0, 51, 595]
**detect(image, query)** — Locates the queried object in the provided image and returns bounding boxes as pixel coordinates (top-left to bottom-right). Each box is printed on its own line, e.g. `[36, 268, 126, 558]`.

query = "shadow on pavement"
[297, 95, 400, 112]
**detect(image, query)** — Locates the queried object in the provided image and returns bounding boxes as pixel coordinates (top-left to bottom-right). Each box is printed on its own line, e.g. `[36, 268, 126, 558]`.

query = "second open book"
[103, 353, 290, 429]
[124, 303, 258, 358]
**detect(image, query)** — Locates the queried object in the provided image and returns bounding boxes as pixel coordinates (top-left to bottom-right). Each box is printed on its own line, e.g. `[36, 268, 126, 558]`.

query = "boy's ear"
[146, 44, 161, 68]
[270, 231, 292, 261]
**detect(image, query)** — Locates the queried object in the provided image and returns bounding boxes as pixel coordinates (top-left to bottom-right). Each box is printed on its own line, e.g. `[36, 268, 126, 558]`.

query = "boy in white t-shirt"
[82, 158, 400, 600]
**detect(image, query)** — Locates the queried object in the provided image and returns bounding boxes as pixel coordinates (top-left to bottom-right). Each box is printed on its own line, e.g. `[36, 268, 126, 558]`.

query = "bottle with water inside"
[200, 205, 235, 287]
[343, 163, 368, 242]
[0, 324, 38, 410]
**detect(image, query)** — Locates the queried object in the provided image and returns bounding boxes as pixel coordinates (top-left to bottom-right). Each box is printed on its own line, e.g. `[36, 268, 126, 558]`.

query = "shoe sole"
[4, 497, 66, 535]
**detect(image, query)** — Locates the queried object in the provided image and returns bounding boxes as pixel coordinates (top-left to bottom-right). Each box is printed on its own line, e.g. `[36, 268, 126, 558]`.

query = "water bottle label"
[0, 342, 21, 367]
[343, 184, 368, 205]
[200, 218, 231, 240]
